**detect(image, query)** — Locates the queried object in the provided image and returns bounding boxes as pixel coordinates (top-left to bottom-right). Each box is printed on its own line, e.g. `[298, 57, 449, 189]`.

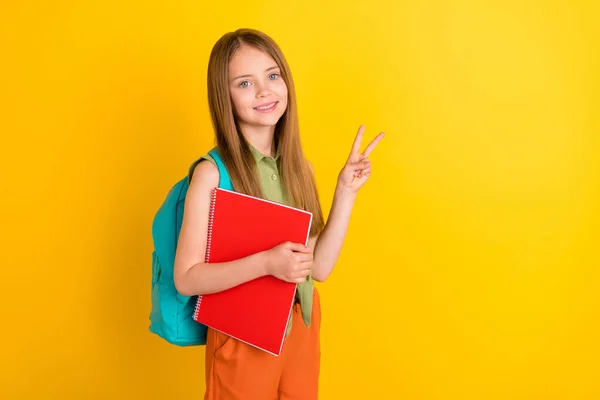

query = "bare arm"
[173, 161, 269, 296]
[173, 160, 312, 296]
[309, 125, 385, 282]
[310, 186, 356, 282]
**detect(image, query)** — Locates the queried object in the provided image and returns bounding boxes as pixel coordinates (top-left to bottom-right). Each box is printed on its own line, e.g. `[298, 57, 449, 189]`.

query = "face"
[228, 45, 288, 132]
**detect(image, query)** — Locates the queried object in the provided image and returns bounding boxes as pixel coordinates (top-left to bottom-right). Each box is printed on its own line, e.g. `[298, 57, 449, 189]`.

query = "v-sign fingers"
[362, 132, 385, 158]
[349, 125, 366, 160]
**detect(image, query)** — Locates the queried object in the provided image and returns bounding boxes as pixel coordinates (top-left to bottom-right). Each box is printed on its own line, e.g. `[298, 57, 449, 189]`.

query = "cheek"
[277, 84, 288, 107]
[230, 90, 252, 116]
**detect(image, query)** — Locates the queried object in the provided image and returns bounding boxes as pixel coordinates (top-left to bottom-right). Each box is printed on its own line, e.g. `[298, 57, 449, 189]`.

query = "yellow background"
[2, 1, 599, 399]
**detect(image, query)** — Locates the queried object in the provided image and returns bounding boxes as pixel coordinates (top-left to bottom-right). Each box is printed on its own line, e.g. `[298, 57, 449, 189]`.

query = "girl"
[173, 28, 384, 400]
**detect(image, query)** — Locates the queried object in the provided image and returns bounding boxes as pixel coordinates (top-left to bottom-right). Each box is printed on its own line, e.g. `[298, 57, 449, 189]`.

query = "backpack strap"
[208, 147, 234, 191]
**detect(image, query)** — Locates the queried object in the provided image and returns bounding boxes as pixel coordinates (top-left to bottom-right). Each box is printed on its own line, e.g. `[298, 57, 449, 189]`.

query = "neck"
[239, 123, 276, 157]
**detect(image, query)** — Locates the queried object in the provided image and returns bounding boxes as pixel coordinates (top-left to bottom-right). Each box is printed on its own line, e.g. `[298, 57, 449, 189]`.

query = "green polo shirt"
[189, 145, 314, 336]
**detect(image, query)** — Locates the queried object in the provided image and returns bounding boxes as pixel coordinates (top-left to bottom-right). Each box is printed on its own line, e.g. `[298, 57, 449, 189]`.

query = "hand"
[264, 241, 313, 284]
[338, 125, 385, 194]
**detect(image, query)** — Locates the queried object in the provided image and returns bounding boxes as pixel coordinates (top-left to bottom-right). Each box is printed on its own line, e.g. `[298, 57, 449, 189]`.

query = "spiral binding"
[205, 187, 218, 263]
[193, 187, 218, 321]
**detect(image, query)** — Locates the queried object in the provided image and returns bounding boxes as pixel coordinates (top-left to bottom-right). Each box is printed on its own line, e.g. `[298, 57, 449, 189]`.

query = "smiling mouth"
[253, 101, 278, 112]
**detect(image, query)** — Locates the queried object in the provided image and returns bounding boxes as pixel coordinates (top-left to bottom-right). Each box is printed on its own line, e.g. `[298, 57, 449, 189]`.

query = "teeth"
[255, 102, 276, 110]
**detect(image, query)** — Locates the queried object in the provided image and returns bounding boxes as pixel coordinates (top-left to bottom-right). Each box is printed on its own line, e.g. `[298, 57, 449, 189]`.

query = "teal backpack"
[149, 147, 233, 346]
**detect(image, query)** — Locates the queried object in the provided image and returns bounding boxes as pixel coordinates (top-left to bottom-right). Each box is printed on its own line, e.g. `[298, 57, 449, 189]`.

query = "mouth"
[253, 101, 278, 113]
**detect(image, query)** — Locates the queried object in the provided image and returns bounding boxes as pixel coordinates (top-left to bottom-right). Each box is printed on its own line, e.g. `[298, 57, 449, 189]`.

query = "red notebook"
[193, 187, 313, 356]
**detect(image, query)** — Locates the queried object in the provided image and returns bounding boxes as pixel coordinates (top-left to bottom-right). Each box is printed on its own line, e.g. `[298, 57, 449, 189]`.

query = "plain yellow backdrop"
[1, 0, 599, 399]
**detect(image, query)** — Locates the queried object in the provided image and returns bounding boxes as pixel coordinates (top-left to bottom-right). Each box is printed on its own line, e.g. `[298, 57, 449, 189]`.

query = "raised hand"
[337, 125, 385, 194]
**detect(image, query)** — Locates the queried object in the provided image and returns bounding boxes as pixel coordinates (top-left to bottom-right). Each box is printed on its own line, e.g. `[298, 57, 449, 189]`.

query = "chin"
[254, 113, 285, 127]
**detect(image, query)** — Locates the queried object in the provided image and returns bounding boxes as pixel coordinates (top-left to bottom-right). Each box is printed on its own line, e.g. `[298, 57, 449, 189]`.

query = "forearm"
[312, 185, 357, 281]
[175, 252, 269, 296]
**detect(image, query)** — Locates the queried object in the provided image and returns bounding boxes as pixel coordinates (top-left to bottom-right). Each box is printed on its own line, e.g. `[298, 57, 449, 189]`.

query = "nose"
[256, 89, 270, 98]
[255, 81, 271, 98]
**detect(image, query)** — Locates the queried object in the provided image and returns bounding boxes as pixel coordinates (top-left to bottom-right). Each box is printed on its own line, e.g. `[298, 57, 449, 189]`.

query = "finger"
[296, 266, 311, 275]
[362, 132, 385, 158]
[296, 252, 314, 262]
[352, 158, 370, 176]
[288, 269, 310, 283]
[349, 125, 365, 159]
[359, 169, 372, 180]
[292, 246, 313, 255]
[347, 159, 371, 172]
[299, 262, 312, 272]
[286, 242, 310, 252]
[295, 268, 311, 278]
[358, 167, 372, 178]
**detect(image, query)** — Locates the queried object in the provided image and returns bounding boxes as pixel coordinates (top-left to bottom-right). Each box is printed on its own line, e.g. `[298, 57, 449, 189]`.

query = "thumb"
[287, 242, 311, 253]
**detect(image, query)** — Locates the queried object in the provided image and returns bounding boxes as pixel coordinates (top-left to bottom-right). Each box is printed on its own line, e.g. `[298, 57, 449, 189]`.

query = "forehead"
[229, 45, 278, 75]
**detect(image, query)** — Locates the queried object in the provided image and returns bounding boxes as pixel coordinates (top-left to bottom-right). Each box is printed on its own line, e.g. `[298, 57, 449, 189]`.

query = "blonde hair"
[206, 28, 324, 236]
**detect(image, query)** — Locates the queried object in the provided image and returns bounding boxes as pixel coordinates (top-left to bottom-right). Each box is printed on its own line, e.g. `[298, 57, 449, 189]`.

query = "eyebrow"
[232, 66, 280, 81]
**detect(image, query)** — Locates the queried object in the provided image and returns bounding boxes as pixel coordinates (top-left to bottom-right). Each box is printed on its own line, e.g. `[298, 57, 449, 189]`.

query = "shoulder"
[188, 155, 219, 189]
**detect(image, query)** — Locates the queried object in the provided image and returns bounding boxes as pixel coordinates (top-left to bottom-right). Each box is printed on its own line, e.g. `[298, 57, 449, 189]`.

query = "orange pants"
[204, 289, 321, 400]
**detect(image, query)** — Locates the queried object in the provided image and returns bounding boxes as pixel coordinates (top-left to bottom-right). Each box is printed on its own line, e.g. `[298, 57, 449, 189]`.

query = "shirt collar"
[248, 142, 280, 163]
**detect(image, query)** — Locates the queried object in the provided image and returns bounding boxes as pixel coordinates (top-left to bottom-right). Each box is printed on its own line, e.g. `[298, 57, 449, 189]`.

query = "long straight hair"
[206, 28, 324, 236]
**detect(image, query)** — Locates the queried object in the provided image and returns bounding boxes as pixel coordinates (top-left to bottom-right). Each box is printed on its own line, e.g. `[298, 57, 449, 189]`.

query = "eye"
[239, 80, 251, 88]
[268, 73, 280, 80]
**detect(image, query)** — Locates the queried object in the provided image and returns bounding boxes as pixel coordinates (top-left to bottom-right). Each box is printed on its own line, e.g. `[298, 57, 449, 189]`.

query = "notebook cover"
[193, 187, 313, 356]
